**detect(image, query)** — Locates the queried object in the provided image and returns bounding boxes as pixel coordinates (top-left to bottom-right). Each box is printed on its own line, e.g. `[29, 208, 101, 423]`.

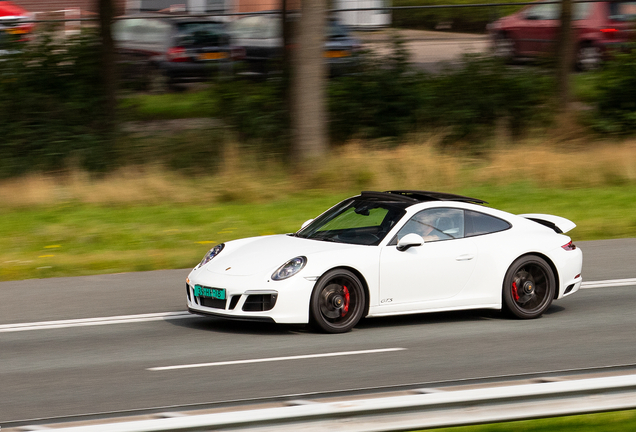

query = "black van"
[113, 15, 243, 90]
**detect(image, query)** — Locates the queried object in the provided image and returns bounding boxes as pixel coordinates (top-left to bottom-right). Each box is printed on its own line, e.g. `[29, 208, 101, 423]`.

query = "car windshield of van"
[177, 22, 226, 46]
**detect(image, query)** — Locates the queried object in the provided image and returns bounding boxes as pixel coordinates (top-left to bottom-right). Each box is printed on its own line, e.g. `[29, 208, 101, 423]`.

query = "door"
[379, 208, 477, 307]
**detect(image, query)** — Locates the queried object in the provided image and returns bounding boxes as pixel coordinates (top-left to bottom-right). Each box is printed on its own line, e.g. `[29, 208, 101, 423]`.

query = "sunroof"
[360, 190, 487, 205]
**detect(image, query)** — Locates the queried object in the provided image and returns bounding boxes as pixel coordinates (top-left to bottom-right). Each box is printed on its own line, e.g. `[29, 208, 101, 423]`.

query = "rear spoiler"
[518, 214, 576, 234]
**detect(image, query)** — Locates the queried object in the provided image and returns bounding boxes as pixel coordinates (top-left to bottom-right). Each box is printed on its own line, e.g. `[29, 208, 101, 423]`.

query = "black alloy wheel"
[503, 255, 555, 319]
[310, 269, 366, 333]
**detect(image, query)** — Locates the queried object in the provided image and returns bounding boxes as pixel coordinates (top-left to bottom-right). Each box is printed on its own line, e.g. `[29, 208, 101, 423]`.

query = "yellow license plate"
[7, 28, 28, 35]
[324, 50, 350, 58]
[199, 52, 228, 60]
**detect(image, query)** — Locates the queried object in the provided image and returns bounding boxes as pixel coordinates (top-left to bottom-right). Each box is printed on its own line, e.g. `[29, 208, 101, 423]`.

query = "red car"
[0, 1, 34, 36]
[488, 0, 636, 70]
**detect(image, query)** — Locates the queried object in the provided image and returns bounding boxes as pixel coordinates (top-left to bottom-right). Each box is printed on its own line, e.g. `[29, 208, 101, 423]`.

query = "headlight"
[198, 243, 224, 268]
[271, 256, 307, 281]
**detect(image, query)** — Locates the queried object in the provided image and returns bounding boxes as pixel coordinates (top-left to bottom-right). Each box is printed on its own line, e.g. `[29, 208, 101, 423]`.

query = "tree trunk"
[556, 0, 573, 111]
[98, 0, 116, 132]
[290, 0, 328, 161]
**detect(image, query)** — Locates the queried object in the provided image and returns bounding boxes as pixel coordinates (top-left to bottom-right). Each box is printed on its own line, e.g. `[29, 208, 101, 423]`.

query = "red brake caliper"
[342, 286, 350, 317]
[512, 281, 520, 301]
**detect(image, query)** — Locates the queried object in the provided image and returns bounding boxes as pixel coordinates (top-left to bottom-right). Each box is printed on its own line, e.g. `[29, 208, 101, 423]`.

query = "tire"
[146, 65, 168, 93]
[575, 43, 602, 72]
[310, 269, 366, 333]
[492, 33, 515, 62]
[502, 255, 555, 319]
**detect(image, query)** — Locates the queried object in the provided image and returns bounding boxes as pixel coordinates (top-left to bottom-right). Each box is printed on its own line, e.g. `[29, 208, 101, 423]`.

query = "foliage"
[212, 77, 290, 155]
[425, 55, 551, 142]
[0, 27, 112, 177]
[391, 0, 526, 32]
[329, 36, 425, 142]
[328, 37, 551, 144]
[590, 47, 636, 135]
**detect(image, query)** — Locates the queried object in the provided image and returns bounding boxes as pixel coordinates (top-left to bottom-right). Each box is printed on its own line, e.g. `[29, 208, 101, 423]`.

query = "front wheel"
[503, 255, 555, 319]
[310, 269, 366, 333]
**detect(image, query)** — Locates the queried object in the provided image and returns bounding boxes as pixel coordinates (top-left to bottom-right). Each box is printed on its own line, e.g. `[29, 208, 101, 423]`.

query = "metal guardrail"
[42, 373, 636, 432]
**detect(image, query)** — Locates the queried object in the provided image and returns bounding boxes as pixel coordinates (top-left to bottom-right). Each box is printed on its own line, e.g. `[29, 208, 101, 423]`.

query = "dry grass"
[2, 138, 636, 208]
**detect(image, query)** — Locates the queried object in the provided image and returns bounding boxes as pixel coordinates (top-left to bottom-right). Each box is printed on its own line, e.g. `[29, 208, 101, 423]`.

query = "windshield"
[177, 22, 227, 46]
[295, 198, 407, 246]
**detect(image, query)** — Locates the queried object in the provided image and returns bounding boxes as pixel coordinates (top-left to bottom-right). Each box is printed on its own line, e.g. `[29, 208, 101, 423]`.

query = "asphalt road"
[1, 238, 635, 425]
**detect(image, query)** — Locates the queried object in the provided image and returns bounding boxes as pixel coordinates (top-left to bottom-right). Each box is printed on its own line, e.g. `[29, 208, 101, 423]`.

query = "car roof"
[359, 190, 488, 205]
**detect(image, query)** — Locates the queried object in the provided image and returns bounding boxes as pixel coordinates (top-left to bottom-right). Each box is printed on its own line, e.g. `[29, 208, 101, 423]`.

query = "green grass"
[1, 184, 636, 281]
[418, 409, 636, 431]
[119, 89, 217, 121]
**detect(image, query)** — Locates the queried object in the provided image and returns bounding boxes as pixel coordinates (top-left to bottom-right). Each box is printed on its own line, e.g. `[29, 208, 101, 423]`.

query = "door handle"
[456, 254, 475, 261]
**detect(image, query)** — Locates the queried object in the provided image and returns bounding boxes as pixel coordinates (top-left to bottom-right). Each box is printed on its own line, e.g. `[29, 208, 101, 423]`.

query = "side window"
[524, 3, 559, 20]
[465, 210, 511, 237]
[397, 208, 464, 243]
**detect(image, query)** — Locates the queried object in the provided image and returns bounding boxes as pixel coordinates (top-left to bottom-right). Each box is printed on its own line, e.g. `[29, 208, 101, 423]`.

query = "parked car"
[0, 0, 33, 56]
[488, 0, 636, 71]
[113, 15, 243, 90]
[228, 15, 361, 76]
[186, 190, 582, 333]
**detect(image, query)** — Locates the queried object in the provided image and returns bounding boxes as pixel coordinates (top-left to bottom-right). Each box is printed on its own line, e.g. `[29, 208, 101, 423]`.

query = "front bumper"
[186, 268, 315, 324]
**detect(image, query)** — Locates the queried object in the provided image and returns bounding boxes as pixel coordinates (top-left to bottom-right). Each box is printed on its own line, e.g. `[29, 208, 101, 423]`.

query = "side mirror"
[397, 233, 424, 251]
[301, 219, 314, 229]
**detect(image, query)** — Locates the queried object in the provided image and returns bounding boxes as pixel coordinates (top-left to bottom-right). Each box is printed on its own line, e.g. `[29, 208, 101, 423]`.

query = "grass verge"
[1, 183, 636, 281]
[2, 141, 636, 281]
[418, 408, 636, 431]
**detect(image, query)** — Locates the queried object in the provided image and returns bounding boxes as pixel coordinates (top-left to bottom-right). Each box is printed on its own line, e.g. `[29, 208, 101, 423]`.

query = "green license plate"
[194, 285, 226, 300]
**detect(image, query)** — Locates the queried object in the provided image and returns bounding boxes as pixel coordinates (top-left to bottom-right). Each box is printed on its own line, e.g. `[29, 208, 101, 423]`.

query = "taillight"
[562, 241, 576, 251]
[600, 28, 618, 33]
[167, 47, 188, 62]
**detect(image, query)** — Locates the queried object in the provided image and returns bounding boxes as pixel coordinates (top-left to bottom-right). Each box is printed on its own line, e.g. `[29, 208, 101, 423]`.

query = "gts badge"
[381, 298, 393, 304]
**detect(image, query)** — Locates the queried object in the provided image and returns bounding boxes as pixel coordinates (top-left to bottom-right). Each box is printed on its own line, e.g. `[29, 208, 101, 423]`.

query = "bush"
[328, 37, 551, 144]
[591, 48, 636, 135]
[425, 55, 551, 142]
[329, 36, 425, 142]
[0, 27, 111, 177]
[212, 77, 290, 155]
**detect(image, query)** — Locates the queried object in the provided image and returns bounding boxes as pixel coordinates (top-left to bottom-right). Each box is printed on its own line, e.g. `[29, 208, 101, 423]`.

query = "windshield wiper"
[312, 236, 342, 243]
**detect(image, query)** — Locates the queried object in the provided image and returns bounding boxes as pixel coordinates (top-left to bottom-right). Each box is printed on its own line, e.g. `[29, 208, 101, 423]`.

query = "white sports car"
[186, 191, 583, 333]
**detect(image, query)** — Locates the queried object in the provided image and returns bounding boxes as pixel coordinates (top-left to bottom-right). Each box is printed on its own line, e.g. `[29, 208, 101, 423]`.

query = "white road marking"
[0, 311, 195, 333]
[0, 278, 634, 334]
[581, 278, 636, 289]
[148, 348, 407, 371]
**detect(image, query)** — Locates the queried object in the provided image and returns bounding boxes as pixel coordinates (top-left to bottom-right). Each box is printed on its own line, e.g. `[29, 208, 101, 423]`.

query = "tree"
[555, 0, 573, 116]
[290, 0, 328, 161]
[98, 0, 116, 132]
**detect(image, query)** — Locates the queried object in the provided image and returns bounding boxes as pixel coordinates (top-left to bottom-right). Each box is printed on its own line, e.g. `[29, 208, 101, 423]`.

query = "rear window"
[176, 22, 226, 46]
[465, 210, 511, 237]
[610, 1, 636, 21]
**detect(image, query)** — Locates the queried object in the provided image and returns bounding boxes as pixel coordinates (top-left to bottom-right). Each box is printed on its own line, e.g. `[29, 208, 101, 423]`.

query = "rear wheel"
[493, 33, 515, 62]
[310, 269, 366, 333]
[503, 255, 555, 319]
[576, 43, 602, 72]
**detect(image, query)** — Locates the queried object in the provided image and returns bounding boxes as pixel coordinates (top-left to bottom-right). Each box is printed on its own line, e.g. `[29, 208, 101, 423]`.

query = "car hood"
[202, 234, 358, 277]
